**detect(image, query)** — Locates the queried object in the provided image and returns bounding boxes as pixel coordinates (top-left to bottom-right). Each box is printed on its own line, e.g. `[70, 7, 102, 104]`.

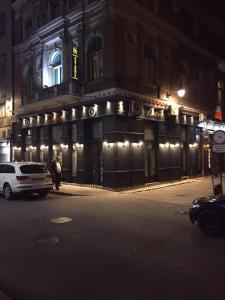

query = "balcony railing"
[24, 79, 80, 104]
[84, 79, 104, 94]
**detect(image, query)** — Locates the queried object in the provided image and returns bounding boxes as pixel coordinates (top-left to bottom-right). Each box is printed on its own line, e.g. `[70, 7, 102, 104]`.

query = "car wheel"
[4, 184, 13, 200]
[197, 210, 223, 236]
[38, 190, 48, 197]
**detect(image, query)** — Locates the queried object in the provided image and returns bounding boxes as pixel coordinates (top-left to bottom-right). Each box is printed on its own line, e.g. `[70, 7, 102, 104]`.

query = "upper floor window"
[52, 52, 62, 85]
[88, 36, 102, 81]
[143, 45, 156, 83]
[0, 13, 6, 37]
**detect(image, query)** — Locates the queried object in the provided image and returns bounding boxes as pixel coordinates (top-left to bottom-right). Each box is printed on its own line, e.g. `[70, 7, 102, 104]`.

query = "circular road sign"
[213, 130, 225, 144]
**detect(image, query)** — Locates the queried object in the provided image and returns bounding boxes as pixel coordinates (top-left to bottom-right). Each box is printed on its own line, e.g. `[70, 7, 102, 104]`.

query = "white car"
[0, 162, 53, 200]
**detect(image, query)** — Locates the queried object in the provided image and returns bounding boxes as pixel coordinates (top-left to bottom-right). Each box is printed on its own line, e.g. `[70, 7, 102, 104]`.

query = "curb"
[49, 190, 75, 196]
[50, 178, 200, 196]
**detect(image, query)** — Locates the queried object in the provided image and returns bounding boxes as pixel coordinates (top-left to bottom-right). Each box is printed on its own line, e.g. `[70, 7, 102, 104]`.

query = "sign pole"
[212, 130, 225, 195]
[219, 153, 223, 194]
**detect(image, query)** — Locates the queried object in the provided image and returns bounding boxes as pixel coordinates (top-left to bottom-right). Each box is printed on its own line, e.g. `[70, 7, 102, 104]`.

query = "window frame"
[87, 36, 102, 81]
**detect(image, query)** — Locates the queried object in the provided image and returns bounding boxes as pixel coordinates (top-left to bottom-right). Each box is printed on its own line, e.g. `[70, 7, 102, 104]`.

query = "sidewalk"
[50, 178, 201, 196]
[0, 291, 12, 300]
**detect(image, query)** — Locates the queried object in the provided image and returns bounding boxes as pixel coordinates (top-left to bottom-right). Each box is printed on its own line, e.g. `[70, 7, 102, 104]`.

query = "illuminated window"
[52, 52, 62, 85]
[88, 36, 102, 81]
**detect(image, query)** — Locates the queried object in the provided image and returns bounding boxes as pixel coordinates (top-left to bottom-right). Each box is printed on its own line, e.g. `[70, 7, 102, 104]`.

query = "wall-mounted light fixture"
[40, 145, 48, 150]
[103, 141, 114, 148]
[26, 146, 36, 151]
[132, 141, 143, 148]
[189, 143, 198, 148]
[117, 140, 129, 148]
[75, 143, 84, 149]
[60, 144, 68, 149]
[166, 89, 186, 98]
[159, 143, 180, 149]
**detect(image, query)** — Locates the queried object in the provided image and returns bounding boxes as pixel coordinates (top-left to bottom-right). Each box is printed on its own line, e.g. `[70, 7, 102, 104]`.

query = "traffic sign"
[213, 130, 225, 153]
[213, 130, 225, 144]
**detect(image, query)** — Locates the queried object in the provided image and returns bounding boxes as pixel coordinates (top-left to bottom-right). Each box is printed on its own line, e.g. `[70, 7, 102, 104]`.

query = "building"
[0, 0, 13, 162]
[11, 0, 225, 187]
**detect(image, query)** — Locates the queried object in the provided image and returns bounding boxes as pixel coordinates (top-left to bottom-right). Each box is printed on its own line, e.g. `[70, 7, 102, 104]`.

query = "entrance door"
[85, 143, 102, 184]
[181, 145, 187, 176]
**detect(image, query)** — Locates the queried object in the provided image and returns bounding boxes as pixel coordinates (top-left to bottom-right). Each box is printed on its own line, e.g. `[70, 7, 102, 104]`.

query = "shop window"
[52, 52, 62, 85]
[87, 36, 102, 81]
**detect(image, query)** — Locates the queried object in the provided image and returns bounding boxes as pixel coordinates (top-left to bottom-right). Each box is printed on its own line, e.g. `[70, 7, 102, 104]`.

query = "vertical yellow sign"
[72, 46, 78, 79]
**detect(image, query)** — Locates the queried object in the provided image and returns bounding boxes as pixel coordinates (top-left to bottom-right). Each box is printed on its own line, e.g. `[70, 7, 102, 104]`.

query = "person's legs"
[55, 173, 60, 190]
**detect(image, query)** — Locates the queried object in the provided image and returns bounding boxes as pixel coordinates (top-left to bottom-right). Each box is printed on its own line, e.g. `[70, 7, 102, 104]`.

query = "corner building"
[12, 0, 225, 187]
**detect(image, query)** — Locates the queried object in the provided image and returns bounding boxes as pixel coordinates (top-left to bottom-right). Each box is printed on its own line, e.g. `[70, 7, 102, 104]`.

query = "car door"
[4, 165, 16, 189]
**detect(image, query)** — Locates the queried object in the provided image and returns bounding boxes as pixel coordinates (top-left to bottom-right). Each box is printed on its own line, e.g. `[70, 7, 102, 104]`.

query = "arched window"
[88, 36, 102, 81]
[52, 52, 62, 85]
[217, 81, 223, 106]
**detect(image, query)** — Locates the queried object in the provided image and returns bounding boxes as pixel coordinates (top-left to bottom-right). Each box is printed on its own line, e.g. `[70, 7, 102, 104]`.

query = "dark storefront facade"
[13, 94, 201, 187]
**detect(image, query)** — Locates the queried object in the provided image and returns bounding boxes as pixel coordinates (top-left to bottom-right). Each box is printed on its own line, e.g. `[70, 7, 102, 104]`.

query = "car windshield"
[20, 164, 48, 174]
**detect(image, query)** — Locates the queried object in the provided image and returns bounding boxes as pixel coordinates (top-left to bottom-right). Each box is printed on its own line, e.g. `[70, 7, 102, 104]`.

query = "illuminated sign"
[198, 120, 225, 132]
[72, 45, 78, 79]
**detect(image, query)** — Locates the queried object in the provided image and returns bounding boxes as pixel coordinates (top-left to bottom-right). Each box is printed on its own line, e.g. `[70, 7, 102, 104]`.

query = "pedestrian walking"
[51, 156, 62, 190]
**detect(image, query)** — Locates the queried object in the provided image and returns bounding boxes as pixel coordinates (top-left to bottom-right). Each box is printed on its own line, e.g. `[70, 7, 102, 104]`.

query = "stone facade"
[11, 0, 225, 187]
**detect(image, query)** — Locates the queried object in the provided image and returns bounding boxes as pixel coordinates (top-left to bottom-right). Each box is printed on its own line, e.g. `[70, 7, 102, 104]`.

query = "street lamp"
[177, 89, 186, 97]
[166, 89, 186, 98]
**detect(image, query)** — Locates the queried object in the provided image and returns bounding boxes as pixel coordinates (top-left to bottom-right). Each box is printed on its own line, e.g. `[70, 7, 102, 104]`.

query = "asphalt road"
[0, 178, 225, 300]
